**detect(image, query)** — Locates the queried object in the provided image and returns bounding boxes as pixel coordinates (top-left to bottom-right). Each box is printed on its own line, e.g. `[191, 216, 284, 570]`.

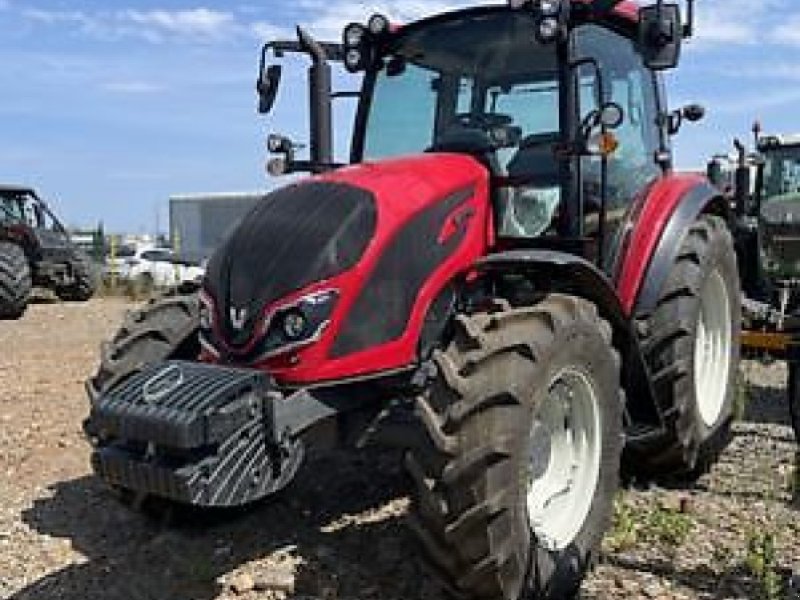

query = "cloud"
[122, 8, 236, 40]
[251, 21, 292, 42]
[772, 15, 800, 46]
[20, 7, 238, 44]
[101, 80, 165, 94]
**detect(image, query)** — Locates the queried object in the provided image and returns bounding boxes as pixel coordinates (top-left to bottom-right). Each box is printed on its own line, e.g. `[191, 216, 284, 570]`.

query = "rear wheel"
[788, 362, 800, 444]
[0, 241, 31, 319]
[627, 214, 740, 478]
[406, 295, 623, 600]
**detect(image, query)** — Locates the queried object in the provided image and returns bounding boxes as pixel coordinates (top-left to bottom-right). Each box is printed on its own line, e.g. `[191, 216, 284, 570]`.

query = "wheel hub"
[693, 270, 732, 428]
[525, 368, 602, 551]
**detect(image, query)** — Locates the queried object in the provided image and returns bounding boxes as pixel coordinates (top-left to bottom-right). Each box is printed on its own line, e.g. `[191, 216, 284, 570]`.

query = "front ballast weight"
[84, 361, 335, 507]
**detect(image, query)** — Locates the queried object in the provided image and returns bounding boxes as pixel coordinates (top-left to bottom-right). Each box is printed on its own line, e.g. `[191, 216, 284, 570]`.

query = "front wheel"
[406, 295, 623, 600]
[56, 255, 96, 302]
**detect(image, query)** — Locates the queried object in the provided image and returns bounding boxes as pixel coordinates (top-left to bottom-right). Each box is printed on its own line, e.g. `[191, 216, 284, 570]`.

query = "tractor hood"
[204, 180, 378, 347]
[202, 154, 489, 363]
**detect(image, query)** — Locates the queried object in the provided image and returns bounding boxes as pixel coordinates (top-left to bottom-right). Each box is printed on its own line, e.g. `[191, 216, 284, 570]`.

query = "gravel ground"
[1, 298, 799, 600]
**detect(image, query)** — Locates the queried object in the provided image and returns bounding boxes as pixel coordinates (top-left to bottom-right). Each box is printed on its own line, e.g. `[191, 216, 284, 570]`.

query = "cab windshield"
[763, 146, 800, 202]
[362, 10, 559, 162]
[359, 10, 561, 237]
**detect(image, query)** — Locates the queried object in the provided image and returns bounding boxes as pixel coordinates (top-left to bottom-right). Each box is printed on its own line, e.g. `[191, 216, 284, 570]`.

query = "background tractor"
[709, 125, 800, 442]
[84, 1, 740, 598]
[0, 185, 95, 319]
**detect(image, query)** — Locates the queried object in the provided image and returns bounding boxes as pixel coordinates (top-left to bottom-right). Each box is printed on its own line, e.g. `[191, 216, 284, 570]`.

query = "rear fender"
[616, 175, 729, 317]
[477, 250, 662, 430]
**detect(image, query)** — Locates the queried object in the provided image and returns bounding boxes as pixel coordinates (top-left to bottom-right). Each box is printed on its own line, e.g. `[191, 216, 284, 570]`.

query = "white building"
[169, 191, 266, 263]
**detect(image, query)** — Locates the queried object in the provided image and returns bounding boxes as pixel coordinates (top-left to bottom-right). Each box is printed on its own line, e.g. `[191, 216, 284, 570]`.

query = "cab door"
[572, 23, 665, 272]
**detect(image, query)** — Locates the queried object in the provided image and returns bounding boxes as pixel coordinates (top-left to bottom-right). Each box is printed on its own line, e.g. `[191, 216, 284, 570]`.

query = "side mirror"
[682, 104, 705, 123]
[667, 103, 705, 135]
[599, 102, 624, 129]
[578, 101, 625, 157]
[638, 3, 682, 71]
[257, 65, 282, 114]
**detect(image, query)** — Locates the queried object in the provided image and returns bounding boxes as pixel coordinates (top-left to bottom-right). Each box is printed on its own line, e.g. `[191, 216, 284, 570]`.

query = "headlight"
[344, 23, 366, 47]
[345, 49, 364, 72]
[536, 16, 560, 42]
[258, 289, 339, 359]
[281, 310, 308, 340]
[539, 0, 561, 17]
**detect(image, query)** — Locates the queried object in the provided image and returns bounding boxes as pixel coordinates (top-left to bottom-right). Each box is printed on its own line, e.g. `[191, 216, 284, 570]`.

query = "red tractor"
[85, 1, 739, 598]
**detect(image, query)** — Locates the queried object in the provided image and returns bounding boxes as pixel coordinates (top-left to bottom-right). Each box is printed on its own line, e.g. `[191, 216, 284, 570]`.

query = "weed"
[734, 370, 751, 422]
[605, 494, 638, 551]
[604, 495, 694, 553]
[745, 529, 782, 600]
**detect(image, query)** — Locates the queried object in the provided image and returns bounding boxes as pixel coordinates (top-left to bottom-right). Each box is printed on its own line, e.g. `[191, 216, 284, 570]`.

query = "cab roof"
[760, 135, 800, 150]
[0, 184, 34, 194]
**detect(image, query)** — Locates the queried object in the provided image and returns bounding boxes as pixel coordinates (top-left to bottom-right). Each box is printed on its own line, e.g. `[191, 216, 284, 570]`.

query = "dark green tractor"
[710, 129, 800, 441]
[0, 185, 96, 319]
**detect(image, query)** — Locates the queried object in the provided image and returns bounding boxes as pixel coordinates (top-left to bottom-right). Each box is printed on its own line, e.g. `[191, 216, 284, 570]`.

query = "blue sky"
[0, 0, 798, 233]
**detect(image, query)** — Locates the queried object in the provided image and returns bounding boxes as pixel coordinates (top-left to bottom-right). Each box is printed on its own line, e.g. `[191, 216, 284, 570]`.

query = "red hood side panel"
[263, 154, 492, 385]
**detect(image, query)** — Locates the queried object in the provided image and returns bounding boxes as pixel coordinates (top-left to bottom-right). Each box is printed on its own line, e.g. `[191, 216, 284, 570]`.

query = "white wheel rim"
[693, 269, 732, 428]
[526, 367, 602, 551]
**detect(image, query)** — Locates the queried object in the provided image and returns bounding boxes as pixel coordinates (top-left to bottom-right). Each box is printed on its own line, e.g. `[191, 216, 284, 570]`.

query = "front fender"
[477, 250, 662, 430]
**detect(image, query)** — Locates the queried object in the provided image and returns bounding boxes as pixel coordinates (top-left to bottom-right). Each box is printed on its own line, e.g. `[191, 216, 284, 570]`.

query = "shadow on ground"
[744, 380, 794, 430]
[601, 554, 800, 600]
[12, 450, 435, 600]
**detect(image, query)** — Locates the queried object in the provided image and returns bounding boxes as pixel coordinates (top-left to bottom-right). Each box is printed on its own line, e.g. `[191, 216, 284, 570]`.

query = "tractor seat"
[428, 122, 522, 178]
[506, 133, 561, 185]
[498, 133, 562, 238]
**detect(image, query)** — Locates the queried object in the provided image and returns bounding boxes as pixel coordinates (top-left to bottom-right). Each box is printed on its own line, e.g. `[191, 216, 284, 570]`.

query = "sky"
[0, 0, 798, 233]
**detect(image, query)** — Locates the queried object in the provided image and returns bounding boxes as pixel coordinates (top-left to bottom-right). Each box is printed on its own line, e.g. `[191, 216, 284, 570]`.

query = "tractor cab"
[0, 186, 73, 261]
[758, 136, 800, 282]
[259, 0, 697, 268]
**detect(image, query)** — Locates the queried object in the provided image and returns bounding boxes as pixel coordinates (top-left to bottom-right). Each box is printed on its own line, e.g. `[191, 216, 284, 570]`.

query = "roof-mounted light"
[539, 0, 562, 17]
[368, 13, 390, 35]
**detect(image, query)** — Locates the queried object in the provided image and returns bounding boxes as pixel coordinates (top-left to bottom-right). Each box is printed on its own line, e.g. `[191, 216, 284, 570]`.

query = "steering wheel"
[453, 112, 514, 130]
[449, 113, 521, 150]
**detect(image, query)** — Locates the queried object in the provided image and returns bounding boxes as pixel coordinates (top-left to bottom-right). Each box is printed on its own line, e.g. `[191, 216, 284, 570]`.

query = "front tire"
[0, 241, 31, 319]
[627, 214, 740, 478]
[406, 295, 623, 600]
[88, 287, 200, 396]
[56, 255, 96, 302]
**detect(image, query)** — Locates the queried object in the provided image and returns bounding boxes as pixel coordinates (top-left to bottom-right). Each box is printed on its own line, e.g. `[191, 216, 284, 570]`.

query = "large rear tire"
[88, 286, 200, 396]
[627, 214, 740, 478]
[0, 241, 31, 320]
[406, 295, 623, 600]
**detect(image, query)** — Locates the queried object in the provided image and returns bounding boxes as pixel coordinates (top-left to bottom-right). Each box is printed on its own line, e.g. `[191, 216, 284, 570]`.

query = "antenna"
[752, 120, 762, 150]
[683, 0, 695, 38]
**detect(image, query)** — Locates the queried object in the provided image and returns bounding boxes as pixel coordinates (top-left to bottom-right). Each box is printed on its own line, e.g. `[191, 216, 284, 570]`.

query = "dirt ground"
[1, 298, 799, 600]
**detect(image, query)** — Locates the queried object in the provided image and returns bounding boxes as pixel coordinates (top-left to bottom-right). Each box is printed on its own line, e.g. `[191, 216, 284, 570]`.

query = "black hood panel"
[205, 181, 377, 347]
